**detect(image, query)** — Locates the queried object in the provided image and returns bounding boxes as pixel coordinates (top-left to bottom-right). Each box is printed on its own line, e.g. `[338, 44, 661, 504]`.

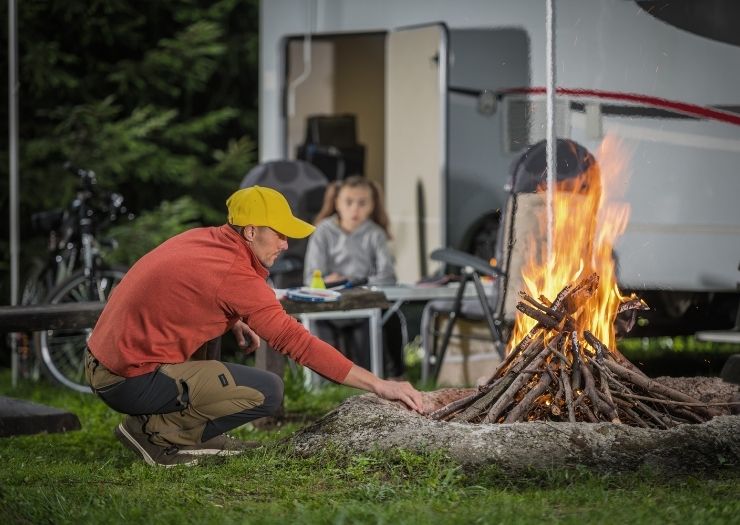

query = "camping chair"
[421, 248, 506, 383]
[421, 138, 597, 384]
[240, 160, 329, 288]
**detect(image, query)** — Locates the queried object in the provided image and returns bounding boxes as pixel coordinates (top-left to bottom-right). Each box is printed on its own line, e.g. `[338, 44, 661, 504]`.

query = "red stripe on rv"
[500, 87, 740, 127]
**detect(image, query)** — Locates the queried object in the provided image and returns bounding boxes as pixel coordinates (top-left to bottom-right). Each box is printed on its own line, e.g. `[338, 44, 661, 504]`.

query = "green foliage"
[617, 336, 739, 376]
[1, 371, 739, 524]
[0, 0, 260, 299]
[619, 336, 740, 355]
[106, 196, 205, 266]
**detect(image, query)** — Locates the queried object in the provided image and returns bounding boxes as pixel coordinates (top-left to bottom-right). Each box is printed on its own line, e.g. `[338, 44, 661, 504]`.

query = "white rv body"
[259, 0, 740, 299]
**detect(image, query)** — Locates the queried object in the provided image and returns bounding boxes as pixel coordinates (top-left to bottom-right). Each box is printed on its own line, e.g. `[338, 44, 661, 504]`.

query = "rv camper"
[259, 0, 740, 332]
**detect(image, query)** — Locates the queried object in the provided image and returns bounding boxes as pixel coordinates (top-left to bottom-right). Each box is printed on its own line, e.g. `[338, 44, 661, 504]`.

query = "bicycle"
[20, 163, 131, 392]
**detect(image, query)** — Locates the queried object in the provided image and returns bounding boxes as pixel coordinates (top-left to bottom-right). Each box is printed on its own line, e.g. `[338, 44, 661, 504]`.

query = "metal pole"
[8, 0, 20, 386]
[545, 0, 557, 261]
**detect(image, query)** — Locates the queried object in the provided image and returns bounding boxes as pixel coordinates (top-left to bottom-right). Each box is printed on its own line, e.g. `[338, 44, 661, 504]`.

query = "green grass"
[1, 370, 739, 524]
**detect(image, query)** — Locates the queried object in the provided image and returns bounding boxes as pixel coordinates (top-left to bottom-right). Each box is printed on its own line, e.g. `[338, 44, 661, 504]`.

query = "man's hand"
[342, 365, 424, 413]
[373, 378, 424, 413]
[231, 319, 260, 354]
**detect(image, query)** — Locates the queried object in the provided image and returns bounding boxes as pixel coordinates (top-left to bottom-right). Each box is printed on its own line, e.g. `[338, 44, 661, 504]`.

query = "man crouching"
[85, 186, 423, 467]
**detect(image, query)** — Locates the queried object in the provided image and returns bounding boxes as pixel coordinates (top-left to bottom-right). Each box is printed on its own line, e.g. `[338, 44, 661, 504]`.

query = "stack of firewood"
[429, 273, 721, 427]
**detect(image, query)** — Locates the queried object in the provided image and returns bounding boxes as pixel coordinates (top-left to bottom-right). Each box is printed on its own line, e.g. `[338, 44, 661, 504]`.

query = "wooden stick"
[504, 372, 553, 423]
[432, 335, 553, 420]
[580, 354, 620, 423]
[562, 370, 576, 423]
[551, 283, 574, 310]
[670, 407, 707, 424]
[516, 302, 560, 329]
[518, 291, 565, 321]
[487, 326, 542, 383]
[618, 392, 740, 408]
[599, 360, 686, 427]
[617, 297, 650, 314]
[547, 332, 571, 365]
[452, 378, 511, 422]
[454, 354, 537, 422]
[615, 400, 650, 428]
[628, 397, 673, 429]
[573, 391, 585, 408]
[428, 385, 492, 421]
[507, 335, 549, 377]
[539, 294, 553, 306]
[594, 350, 620, 420]
[570, 331, 582, 391]
[599, 374, 619, 418]
[550, 339, 571, 421]
[580, 402, 599, 423]
[560, 273, 599, 315]
[553, 367, 565, 408]
[587, 330, 650, 379]
[598, 365, 646, 426]
[604, 360, 717, 419]
[583, 330, 608, 361]
[454, 334, 550, 421]
[483, 334, 562, 423]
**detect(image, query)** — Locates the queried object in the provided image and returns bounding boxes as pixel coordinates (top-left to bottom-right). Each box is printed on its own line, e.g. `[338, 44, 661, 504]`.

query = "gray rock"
[289, 391, 740, 473]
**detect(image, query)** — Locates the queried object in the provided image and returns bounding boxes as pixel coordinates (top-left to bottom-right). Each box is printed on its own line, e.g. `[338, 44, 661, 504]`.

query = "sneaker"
[115, 417, 198, 468]
[178, 434, 262, 456]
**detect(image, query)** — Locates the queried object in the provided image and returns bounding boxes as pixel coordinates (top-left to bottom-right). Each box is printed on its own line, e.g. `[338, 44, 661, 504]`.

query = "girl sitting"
[304, 175, 405, 377]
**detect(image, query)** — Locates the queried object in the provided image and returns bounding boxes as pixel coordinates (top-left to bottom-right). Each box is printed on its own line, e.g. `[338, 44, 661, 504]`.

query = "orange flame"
[507, 135, 631, 352]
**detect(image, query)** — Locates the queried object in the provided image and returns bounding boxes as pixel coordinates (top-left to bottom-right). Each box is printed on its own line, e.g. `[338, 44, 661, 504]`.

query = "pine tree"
[0, 0, 260, 287]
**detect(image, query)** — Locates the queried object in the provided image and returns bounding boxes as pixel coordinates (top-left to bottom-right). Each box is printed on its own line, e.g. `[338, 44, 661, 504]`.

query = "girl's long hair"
[314, 175, 392, 238]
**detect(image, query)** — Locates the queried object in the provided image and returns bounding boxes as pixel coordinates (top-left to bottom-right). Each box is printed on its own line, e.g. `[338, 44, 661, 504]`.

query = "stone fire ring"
[289, 378, 740, 473]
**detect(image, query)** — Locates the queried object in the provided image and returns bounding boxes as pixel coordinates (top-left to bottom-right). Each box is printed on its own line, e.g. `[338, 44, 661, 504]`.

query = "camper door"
[386, 23, 448, 283]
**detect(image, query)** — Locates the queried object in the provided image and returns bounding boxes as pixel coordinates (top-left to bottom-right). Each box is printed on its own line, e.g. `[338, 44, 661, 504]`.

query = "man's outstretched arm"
[342, 365, 424, 413]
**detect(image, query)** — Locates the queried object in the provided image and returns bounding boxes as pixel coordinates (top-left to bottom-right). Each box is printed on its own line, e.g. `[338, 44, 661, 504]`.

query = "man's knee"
[260, 371, 284, 416]
[224, 363, 284, 416]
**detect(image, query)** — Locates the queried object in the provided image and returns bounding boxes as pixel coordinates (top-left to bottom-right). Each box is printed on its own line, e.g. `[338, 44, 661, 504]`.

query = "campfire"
[430, 137, 721, 427]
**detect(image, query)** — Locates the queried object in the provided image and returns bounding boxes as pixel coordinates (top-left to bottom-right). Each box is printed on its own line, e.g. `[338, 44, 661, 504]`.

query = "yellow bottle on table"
[310, 269, 326, 289]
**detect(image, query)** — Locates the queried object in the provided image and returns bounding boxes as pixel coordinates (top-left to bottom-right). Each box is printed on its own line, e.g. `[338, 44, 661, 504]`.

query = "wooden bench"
[0, 301, 104, 332]
[0, 302, 102, 437]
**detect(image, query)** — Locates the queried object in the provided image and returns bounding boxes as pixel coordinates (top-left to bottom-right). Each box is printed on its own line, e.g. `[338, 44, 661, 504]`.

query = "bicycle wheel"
[37, 266, 127, 393]
[20, 257, 69, 381]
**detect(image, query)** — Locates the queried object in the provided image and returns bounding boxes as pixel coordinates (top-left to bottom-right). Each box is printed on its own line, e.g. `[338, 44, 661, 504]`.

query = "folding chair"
[421, 248, 505, 383]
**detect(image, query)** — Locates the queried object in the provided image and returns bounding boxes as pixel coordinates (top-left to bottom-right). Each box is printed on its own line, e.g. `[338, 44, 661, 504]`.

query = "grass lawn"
[1, 368, 738, 524]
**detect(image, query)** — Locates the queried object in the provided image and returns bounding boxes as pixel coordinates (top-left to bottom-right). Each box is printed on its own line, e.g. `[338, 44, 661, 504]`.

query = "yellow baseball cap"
[226, 186, 315, 239]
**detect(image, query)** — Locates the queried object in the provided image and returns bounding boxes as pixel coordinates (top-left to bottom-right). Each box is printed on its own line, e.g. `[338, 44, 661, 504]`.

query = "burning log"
[430, 274, 725, 428]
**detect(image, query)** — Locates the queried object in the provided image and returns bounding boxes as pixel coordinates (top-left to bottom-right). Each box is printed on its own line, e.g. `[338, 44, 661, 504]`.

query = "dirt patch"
[652, 376, 737, 413]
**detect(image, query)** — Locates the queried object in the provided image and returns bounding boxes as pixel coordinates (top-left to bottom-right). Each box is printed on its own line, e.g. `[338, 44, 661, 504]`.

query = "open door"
[385, 23, 448, 283]
[282, 32, 386, 185]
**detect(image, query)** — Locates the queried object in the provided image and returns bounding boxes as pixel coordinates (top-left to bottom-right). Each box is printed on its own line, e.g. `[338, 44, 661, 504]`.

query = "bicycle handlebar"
[63, 161, 97, 190]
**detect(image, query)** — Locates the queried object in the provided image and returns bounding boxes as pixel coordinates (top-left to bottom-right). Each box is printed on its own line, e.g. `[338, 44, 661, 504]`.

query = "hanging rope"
[545, 0, 557, 262]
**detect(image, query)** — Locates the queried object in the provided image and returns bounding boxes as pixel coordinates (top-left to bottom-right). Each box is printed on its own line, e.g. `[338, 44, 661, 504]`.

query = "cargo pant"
[84, 348, 283, 447]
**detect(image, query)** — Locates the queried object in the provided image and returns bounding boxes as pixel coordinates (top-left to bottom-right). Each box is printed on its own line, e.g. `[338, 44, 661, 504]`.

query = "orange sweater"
[88, 225, 354, 383]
